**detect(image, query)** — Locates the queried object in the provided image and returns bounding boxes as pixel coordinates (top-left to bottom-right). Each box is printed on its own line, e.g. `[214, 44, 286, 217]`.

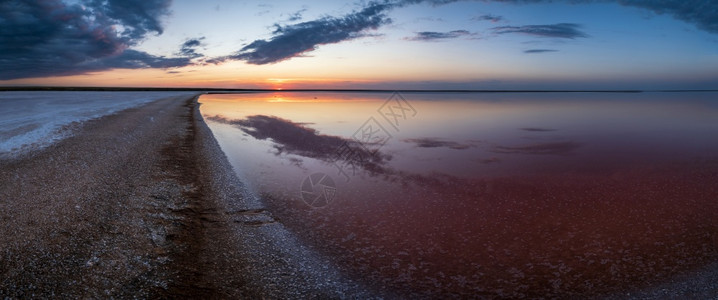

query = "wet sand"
[0, 94, 368, 298]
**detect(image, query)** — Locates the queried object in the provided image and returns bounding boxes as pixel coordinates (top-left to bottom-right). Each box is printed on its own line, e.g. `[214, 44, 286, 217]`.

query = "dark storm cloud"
[229, 2, 392, 65]
[405, 30, 473, 41]
[493, 23, 588, 39]
[86, 0, 171, 40]
[472, 14, 504, 23]
[523, 49, 559, 53]
[0, 0, 193, 80]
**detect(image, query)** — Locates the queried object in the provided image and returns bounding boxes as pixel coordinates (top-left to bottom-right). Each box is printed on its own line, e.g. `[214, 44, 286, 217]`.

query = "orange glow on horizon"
[0, 56, 589, 90]
[206, 92, 377, 103]
[0, 68, 397, 89]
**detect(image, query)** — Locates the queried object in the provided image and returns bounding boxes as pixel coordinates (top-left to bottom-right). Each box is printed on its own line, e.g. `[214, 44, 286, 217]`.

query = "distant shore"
[2, 86, 718, 93]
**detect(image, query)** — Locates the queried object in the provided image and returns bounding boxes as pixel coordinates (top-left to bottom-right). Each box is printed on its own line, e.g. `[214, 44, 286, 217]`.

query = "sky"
[0, 0, 717, 90]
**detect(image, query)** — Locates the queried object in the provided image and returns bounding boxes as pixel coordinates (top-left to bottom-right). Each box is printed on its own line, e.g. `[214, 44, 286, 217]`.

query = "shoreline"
[4, 86, 718, 93]
[0, 94, 370, 298]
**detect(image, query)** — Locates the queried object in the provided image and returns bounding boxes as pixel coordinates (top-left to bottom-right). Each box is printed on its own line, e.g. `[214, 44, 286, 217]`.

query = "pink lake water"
[199, 92, 718, 298]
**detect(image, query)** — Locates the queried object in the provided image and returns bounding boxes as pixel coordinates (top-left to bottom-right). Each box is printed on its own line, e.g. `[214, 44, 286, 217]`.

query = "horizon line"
[1, 86, 718, 93]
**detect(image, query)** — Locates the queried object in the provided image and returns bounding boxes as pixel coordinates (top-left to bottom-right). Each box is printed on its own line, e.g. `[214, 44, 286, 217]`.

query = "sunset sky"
[1, 0, 717, 89]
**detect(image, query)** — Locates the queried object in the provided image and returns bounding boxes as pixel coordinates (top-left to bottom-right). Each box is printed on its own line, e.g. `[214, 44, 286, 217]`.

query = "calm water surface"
[199, 92, 718, 298]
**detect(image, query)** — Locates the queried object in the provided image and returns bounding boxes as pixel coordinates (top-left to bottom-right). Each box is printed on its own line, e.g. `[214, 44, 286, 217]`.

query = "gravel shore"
[0, 94, 370, 298]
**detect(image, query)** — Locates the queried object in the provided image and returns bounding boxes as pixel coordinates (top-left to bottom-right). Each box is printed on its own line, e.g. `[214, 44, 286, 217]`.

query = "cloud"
[0, 0, 194, 80]
[416, 16, 445, 22]
[523, 49, 559, 54]
[616, 0, 718, 34]
[179, 37, 205, 58]
[255, 4, 272, 17]
[403, 138, 474, 149]
[405, 30, 474, 41]
[86, 0, 172, 40]
[86, 49, 192, 69]
[492, 141, 581, 155]
[286, 8, 307, 22]
[462, 1, 718, 34]
[520, 127, 557, 131]
[472, 14, 504, 23]
[480, 1, 718, 34]
[477, 157, 501, 164]
[228, 2, 392, 65]
[493, 23, 588, 39]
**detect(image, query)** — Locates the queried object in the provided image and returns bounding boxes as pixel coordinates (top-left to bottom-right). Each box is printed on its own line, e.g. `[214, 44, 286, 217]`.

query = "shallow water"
[199, 91, 718, 297]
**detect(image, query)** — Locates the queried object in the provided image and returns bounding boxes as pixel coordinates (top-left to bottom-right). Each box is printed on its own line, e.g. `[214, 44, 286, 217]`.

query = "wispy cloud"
[255, 4, 272, 17]
[492, 141, 581, 155]
[405, 30, 474, 41]
[0, 0, 194, 80]
[286, 8, 308, 22]
[520, 127, 557, 131]
[415, 16, 445, 22]
[404, 138, 474, 149]
[524, 49, 559, 54]
[472, 14, 504, 23]
[493, 23, 588, 39]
